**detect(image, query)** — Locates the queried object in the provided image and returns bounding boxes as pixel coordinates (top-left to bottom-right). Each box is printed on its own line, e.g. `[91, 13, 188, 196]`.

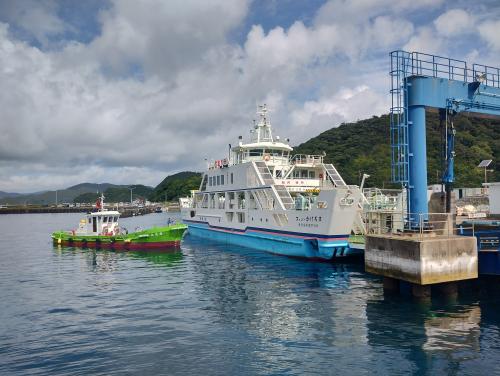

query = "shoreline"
[0, 206, 157, 218]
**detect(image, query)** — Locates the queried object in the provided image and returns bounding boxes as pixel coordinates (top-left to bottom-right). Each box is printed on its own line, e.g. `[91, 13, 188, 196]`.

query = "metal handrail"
[366, 211, 477, 240]
[391, 50, 500, 88]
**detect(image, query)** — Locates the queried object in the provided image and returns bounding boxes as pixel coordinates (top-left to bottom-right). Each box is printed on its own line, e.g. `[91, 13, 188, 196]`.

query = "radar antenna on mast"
[252, 104, 274, 143]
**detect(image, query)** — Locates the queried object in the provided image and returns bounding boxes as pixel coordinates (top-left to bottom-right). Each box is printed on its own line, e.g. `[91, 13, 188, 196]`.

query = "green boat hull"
[52, 224, 187, 250]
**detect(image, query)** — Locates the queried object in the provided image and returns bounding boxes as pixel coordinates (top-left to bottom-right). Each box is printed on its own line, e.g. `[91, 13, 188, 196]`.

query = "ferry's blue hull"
[184, 220, 362, 260]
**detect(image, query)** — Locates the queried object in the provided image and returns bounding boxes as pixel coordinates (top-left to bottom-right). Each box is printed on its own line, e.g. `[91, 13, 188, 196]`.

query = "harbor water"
[1, 213, 500, 375]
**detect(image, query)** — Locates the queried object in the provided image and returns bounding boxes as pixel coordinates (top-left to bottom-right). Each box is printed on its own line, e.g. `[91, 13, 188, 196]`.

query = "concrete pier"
[365, 234, 478, 298]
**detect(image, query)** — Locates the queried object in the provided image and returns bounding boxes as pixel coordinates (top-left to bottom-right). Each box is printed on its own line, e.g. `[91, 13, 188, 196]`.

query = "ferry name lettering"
[295, 216, 322, 222]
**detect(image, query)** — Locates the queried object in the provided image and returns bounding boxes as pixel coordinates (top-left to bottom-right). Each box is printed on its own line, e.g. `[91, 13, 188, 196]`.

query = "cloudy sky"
[1, 0, 499, 192]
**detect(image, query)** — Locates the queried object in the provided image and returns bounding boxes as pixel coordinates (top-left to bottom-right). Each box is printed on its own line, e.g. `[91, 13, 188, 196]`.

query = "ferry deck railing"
[363, 188, 402, 211]
[291, 154, 324, 165]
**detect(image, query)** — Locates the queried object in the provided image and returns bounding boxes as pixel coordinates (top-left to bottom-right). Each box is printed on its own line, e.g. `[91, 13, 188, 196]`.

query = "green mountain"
[294, 112, 500, 188]
[149, 171, 202, 202]
[73, 185, 154, 204]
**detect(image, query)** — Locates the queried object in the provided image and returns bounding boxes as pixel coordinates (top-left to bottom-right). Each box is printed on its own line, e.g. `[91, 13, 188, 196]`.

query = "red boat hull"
[57, 239, 181, 250]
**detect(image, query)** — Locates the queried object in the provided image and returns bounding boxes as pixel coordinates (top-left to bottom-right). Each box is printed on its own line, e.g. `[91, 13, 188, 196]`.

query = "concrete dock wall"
[365, 235, 478, 285]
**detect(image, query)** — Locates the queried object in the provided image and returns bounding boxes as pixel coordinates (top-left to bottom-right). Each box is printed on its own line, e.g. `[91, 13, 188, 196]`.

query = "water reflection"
[53, 245, 183, 270]
[423, 306, 481, 352]
[53, 245, 121, 273]
[366, 295, 482, 374]
[184, 237, 372, 347]
[127, 249, 183, 267]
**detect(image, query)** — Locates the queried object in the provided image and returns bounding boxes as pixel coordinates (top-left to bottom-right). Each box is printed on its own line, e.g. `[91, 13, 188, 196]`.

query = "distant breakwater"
[0, 206, 156, 218]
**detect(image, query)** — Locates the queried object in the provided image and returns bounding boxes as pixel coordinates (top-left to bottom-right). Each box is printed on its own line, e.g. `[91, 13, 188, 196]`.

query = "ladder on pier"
[322, 164, 347, 187]
[389, 51, 411, 210]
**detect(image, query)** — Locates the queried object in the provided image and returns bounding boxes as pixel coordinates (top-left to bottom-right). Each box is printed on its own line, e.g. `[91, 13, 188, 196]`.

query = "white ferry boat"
[180, 105, 363, 260]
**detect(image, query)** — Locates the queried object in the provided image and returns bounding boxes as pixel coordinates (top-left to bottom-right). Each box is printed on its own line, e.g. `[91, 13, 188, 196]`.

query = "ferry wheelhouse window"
[249, 149, 263, 156]
[103, 216, 108, 223]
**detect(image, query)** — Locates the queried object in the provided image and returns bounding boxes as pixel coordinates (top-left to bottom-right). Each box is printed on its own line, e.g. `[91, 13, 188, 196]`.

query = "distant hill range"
[1, 172, 202, 205]
[1, 183, 153, 205]
[0, 191, 23, 199]
[294, 112, 500, 188]
[72, 184, 154, 204]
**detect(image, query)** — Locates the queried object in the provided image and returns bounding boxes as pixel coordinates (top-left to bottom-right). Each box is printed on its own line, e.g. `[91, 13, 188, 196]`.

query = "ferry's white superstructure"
[180, 105, 362, 260]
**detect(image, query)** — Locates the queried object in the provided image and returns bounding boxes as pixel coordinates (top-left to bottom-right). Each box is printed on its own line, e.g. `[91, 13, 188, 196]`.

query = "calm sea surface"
[0, 213, 499, 375]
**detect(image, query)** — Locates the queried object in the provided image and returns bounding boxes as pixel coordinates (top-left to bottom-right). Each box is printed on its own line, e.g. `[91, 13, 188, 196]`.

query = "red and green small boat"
[52, 195, 187, 250]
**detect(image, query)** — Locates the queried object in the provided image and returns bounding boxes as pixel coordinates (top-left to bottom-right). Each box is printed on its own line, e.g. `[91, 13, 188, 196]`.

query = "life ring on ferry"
[263, 154, 270, 161]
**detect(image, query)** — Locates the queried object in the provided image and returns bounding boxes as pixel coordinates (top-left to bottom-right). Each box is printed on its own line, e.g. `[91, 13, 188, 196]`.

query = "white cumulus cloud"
[0, 0, 499, 192]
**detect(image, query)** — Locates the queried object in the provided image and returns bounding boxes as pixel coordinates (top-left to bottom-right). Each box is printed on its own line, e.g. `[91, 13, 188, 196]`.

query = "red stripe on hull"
[55, 239, 181, 251]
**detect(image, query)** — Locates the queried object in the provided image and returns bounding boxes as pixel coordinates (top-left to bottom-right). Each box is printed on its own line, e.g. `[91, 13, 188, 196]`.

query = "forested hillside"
[294, 112, 500, 188]
[149, 171, 202, 202]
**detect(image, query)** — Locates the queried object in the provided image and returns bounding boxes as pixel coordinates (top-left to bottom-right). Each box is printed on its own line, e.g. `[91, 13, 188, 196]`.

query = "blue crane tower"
[390, 51, 500, 226]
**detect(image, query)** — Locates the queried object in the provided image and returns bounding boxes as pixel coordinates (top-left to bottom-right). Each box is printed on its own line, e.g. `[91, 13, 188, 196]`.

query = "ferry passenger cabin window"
[230, 173, 233, 184]
[221, 175, 224, 185]
[103, 216, 108, 223]
[216, 176, 220, 185]
[209, 177, 212, 186]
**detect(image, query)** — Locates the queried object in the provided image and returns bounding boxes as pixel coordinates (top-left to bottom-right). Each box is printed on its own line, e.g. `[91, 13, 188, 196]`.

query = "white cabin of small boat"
[74, 194, 122, 236]
[75, 210, 121, 236]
